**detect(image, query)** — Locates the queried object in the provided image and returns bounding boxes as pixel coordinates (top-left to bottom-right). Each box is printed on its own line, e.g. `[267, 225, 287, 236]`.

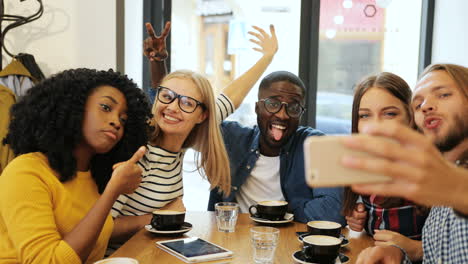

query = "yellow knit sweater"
[0, 152, 114, 264]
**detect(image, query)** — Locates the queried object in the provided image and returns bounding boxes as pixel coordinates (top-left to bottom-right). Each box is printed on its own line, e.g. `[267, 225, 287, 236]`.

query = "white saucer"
[250, 213, 294, 224]
[144, 222, 192, 235]
[292, 250, 349, 264]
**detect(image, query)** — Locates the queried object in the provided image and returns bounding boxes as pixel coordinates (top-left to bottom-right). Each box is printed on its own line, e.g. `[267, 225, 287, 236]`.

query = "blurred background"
[2, 0, 467, 210]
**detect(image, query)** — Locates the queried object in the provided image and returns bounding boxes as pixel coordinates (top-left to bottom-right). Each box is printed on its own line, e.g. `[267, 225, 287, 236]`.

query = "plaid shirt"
[363, 196, 428, 239]
[402, 207, 468, 263]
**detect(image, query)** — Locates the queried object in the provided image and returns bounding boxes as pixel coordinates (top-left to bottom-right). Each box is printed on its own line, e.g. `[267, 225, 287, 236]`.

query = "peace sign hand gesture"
[143, 21, 171, 62]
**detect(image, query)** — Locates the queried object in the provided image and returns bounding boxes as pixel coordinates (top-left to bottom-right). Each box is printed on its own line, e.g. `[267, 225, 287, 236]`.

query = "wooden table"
[111, 212, 374, 263]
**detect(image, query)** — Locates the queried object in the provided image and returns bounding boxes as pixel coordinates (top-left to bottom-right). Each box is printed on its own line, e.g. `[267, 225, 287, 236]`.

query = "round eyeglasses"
[156, 86, 206, 113]
[259, 98, 305, 118]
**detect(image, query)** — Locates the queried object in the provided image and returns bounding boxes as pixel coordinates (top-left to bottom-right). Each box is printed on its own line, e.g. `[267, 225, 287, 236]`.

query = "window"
[170, 0, 302, 210]
[171, 0, 302, 128]
[127, 0, 433, 210]
[314, 0, 423, 134]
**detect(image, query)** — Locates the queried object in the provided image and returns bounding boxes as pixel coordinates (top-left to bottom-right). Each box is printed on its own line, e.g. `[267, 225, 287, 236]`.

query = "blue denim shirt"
[208, 121, 345, 224]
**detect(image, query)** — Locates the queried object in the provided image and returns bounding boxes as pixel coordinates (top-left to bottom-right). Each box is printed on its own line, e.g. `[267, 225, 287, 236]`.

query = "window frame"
[138, 0, 435, 127]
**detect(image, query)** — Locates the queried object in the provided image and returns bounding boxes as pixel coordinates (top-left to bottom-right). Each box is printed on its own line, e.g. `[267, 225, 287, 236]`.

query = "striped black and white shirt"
[111, 93, 234, 218]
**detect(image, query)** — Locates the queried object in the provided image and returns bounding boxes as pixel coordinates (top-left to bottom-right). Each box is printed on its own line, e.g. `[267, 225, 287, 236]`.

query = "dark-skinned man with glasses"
[208, 71, 345, 224]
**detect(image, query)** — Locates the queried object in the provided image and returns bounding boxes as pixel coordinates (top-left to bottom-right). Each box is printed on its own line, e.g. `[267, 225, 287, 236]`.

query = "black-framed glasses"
[156, 86, 206, 113]
[259, 98, 305, 118]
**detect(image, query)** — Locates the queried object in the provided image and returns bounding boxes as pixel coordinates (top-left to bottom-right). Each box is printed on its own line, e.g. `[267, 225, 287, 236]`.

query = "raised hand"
[143, 21, 171, 61]
[108, 146, 146, 195]
[346, 203, 367, 232]
[248, 25, 278, 58]
[373, 230, 423, 261]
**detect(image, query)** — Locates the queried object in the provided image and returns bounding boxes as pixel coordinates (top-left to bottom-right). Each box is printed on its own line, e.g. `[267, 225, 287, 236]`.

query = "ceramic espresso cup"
[302, 235, 341, 264]
[306, 220, 341, 238]
[248, 200, 288, 221]
[151, 210, 185, 231]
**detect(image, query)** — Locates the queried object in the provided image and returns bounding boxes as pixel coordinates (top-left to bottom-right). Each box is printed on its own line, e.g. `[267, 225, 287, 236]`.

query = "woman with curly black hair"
[0, 68, 152, 263]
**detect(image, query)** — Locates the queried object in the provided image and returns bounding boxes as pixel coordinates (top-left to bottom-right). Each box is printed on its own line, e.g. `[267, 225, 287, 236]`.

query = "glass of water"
[250, 226, 279, 264]
[215, 202, 239, 232]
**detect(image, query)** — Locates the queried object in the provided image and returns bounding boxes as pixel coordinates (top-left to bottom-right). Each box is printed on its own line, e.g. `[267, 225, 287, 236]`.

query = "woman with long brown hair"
[342, 72, 428, 262]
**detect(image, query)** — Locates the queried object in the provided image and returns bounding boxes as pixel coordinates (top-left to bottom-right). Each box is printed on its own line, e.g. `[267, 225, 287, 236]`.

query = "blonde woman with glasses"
[107, 22, 278, 250]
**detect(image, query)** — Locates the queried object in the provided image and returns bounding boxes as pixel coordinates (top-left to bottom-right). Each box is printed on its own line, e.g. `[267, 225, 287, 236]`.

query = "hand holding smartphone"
[304, 135, 392, 187]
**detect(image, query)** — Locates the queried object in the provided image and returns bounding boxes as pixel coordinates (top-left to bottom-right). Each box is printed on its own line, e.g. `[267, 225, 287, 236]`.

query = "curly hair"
[4, 68, 153, 193]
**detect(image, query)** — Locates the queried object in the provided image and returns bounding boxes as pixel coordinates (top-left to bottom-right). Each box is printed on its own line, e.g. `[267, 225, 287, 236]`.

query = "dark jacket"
[208, 121, 345, 224]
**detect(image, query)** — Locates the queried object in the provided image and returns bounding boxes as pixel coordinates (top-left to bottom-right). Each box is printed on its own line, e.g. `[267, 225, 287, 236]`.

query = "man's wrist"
[390, 244, 411, 264]
[406, 240, 423, 261]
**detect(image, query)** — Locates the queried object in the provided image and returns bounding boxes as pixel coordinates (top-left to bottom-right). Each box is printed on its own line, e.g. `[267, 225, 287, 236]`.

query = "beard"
[434, 113, 468, 152]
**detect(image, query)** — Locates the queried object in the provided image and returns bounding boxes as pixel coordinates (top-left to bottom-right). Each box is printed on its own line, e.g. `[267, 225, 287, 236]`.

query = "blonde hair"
[149, 70, 231, 196]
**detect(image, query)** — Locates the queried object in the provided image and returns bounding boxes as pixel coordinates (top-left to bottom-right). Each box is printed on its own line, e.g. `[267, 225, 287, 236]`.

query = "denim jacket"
[208, 121, 345, 224]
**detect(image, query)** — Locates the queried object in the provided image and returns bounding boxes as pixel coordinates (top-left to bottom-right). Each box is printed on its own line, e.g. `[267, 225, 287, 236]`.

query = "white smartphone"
[156, 237, 233, 263]
[304, 135, 392, 187]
